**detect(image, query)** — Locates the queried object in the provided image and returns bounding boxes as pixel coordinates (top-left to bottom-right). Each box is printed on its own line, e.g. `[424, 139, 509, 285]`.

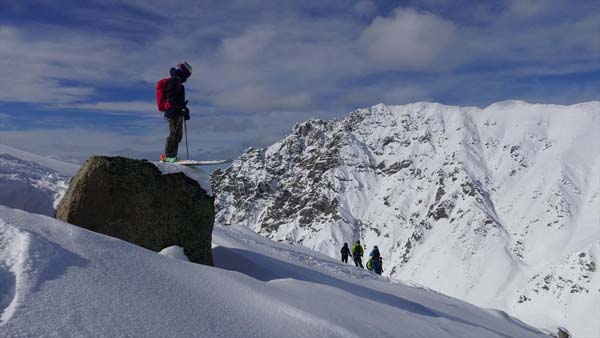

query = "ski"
[159, 159, 232, 166]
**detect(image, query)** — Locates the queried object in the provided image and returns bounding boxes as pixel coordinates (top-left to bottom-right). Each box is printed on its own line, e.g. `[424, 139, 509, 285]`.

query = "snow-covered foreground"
[0, 205, 548, 338]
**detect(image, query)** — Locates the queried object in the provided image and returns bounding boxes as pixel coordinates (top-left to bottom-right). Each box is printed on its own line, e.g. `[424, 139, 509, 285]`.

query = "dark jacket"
[165, 68, 186, 119]
[341, 244, 351, 257]
[369, 247, 380, 260]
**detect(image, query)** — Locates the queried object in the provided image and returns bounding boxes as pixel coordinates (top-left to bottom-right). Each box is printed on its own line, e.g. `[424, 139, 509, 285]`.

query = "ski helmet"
[177, 62, 192, 78]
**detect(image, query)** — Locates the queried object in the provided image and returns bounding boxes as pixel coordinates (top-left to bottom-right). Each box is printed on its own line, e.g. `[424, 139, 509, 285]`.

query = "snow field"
[0, 205, 548, 338]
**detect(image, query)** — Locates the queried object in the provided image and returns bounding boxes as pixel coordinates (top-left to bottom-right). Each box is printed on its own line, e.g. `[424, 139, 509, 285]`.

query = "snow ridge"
[0, 153, 70, 216]
[213, 101, 600, 336]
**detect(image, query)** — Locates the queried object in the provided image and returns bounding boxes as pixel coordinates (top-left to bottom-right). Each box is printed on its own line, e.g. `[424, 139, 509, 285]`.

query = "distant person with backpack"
[368, 245, 382, 275]
[156, 62, 192, 163]
[351, 240, 364, 268]
[340, 243, 352, 263]
[369, 245, 380, 260]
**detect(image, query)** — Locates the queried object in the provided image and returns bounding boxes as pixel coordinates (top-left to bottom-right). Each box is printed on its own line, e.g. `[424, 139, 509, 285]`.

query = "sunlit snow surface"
[153, 161, 213, 195]
[0, 205, 547, 338]
[215, 101, 600, 337]
[0, 153, 70, 216]
[158, 245, 190, 261]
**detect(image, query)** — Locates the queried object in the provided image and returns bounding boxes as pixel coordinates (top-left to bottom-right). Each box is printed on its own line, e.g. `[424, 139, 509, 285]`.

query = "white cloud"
[0, 128, 156, 163]
[359, 8, 457, 70]
[335, 83, 429, 108]
[354, 1, 376, 18]
[210, 85, 312, 112]
[3, 2, 598, 116]
[506, 0, 553, 18]
[0, 25, 132, 104]
[221, 27, 276, 63]
[54, 101, 159, 116]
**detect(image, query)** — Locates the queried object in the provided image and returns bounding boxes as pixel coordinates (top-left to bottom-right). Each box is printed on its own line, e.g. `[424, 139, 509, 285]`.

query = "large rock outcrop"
[56, 156, 214, 265]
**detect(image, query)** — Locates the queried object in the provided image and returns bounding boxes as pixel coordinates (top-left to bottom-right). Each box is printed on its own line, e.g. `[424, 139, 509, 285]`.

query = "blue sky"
[0, 0, 599, 163]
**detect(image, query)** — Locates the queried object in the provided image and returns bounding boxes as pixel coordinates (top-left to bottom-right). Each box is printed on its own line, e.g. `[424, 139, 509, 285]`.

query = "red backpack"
[155, 78, 170, 112]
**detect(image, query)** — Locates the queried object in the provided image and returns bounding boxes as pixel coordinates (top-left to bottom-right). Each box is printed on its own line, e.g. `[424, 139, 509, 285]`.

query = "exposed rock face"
[56, 156, 214, 265]
[551, 327, 571, 338]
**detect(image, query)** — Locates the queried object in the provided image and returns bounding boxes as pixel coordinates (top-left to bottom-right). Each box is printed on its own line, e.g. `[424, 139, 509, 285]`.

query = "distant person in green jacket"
[351, 240, 364, 268]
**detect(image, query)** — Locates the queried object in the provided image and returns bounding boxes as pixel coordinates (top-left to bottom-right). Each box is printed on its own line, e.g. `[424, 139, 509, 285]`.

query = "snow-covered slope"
[0, 152, 70, 216]
[0, 144, 79, 177]
[0, 205, 548, 338]
[213, 101, 600, 337]
[154, 161, 213, 195]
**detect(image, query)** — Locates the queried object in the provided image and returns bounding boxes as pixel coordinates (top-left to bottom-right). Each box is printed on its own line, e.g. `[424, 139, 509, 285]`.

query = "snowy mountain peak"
[213, 101, 600, 337]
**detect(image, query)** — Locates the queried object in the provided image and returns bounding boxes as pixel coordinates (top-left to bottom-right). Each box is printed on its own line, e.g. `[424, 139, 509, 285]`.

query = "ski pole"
[184, 117, 189, 160]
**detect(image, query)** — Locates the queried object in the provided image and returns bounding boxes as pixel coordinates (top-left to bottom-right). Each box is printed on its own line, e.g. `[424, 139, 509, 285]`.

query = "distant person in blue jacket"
[369, 245, 382, 275]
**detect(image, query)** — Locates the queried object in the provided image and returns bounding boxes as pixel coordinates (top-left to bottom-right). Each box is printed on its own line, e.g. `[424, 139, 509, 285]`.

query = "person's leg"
[165, 117, 183, 158]
[164, 121, 173, 157]
[172, 117, 183, 157]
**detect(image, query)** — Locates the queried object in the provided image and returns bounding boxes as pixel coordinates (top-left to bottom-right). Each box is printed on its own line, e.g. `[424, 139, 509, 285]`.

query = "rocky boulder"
[56, 156, 214, 265]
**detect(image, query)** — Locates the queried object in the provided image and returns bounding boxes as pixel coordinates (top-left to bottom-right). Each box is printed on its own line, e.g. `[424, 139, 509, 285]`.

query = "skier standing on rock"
[351, 240, 364, 268]
[157, 62, 192, 163]
[340, 243, 352, 263]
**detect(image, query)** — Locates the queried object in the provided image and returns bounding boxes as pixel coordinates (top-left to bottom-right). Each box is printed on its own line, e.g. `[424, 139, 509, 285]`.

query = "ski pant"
[371, 259, 382, 275]
[353, 256, 363, 268]
[342, 255, 349, 263]
[165, 116, 183, 158]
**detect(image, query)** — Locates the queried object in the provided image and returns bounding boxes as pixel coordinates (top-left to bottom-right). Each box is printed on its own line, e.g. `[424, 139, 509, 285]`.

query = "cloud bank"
[1, 0, 599, 162]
